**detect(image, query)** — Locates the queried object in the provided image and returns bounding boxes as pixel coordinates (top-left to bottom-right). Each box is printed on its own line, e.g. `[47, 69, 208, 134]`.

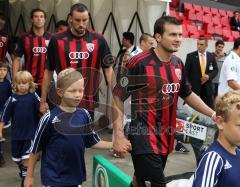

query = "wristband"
[211, 112, 216, 120]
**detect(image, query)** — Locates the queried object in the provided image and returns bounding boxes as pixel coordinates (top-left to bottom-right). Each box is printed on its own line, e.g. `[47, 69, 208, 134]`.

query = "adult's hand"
[113, 133, 132, 157]
[24, 176, 34, 187]
[40, 101, 49, 114]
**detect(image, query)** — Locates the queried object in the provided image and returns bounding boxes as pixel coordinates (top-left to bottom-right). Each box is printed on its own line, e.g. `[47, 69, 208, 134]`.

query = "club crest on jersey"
[45, 40, 50, 46]
[174, 68, 182, 80]
[1, 37, 6, 43]
[86, 43, 94, 52]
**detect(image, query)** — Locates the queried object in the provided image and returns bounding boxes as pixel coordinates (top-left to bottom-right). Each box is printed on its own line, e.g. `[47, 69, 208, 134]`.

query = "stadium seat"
[196, 12, 203, 22]
[184, 2, 192, 17]
[206, 24, 215, 35]
[212, 16, 221, 27]
[211, 8, 219, 16]
[202, 15, 212, 24]
[215, 26, 223, 35]
[187, 11, 197, 21]
[170, 0, 179, 9]
[186, 24, 198, 35]
[219, 9, 227, 17]
[202, 6, 211, 15]
[232, 31, 240, 39]
[193, 4, 202, 13]
[227, 11, 234, 18]
[222, 29, 234, 41]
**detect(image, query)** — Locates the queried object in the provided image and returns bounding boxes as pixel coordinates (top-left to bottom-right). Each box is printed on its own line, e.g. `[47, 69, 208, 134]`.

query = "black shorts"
[131, 154, 168, 187]
[11, 140, 31, 162]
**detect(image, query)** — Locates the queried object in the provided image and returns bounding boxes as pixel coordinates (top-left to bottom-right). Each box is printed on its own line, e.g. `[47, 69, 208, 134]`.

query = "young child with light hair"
[193, 91, 240, 187]
[25, 68, 112, 187]
[0, 70, 40, 186]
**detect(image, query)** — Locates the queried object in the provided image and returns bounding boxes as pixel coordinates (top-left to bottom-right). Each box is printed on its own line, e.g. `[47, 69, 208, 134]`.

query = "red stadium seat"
[212, 16, 221, 27]
[202, 15, 212, 24]
[184, 2, 192, 17]
[219, 9, 227, 17]
[187, 11, 197, 21]
[232, 31, 240, 39]
[182, 24, 189, 38]
[202, 6, 211, 15]
[204, 34, 212, 40]
[193, 4, 202, 13]
[221, 17, 230, 27]
[211, 8, 219, 16]
[170, 0, 179, 9]
[222, 29, 234, 41]
[206, 25, 215, 35]
[196, 12, 203, 22]
[227, 11, 234, 18]
[186, 24, 198, 35]
[215, 26, 223, 35]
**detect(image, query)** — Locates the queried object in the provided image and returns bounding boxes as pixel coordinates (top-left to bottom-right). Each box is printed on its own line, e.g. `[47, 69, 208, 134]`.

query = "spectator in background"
[55, 20, 68, 33]
[185, 37, 218, 109]
[131, 33, 155, 56]
[212, 40, 227, 97]
[218, 37, 240, 96]
[230, 11, 240, 31]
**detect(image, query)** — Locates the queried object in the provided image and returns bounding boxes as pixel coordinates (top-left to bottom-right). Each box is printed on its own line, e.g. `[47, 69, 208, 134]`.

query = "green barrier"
[92, 155, 132, 187]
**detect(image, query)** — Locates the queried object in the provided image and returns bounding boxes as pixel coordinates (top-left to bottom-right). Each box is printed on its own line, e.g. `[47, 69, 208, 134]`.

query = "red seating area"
[169, 1, 237, 42]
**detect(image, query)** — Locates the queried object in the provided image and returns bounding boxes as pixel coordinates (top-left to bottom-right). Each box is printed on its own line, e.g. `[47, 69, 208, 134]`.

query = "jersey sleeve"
[179, 61, 192, 98]
[82, 109, 100, 148]
[14, 37, 24, 57]
[0, 96, 13, 124]
[193, 151, 223, 187]
[46, 37, 57, 71]
[33, 92, 40, 112]
[225, 60, 238, 81]
[30, 112, 51, 153]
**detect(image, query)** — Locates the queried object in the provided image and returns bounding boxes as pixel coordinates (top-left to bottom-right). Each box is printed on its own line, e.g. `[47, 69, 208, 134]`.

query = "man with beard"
[113, 16, 216, 187]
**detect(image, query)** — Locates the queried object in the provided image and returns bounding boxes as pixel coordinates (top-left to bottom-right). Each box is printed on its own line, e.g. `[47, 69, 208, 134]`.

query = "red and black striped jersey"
[114, 48, 192, 155]
[0, 31, 10, 61]
[14, 30, 52, 85]
[46, 29, 113, 110]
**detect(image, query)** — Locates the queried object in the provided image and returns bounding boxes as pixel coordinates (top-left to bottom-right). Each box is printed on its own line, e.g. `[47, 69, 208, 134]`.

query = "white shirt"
[131, 46, 143, 57]
[218, 51, 240, 96]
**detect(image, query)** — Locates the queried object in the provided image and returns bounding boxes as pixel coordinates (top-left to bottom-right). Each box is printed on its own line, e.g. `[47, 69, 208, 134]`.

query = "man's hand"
[113, 133, 132, 157]
[24, 176, 34, 187]
[40, 101, 49, 114]
[201, 74, 209, 85]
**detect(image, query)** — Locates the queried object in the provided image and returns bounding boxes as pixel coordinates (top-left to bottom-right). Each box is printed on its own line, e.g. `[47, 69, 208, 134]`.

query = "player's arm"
[40, 69, 53, 113]
[103, 67, 116, 90]
[0, 122, 3, 139]
[12, 56, 21, 79]
[92, 140, 113, 149]
[184, 92, 215, 119]
[24, 152, 40, 187]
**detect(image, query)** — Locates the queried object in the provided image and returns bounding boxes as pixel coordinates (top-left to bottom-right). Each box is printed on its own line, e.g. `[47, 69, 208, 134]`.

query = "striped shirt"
[14, 30, 52, 85]
[113, 48, 192, 155]
[46, 29, 113, 110]
[193, 140, 240, 187]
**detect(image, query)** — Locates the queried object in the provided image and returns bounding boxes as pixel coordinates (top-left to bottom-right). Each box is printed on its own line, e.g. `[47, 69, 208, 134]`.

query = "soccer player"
[113, 16, 216, 187]
[40, 3, 116, 122]
[0, 61, 12, 167]
[193, 91, 240, 187]
[0, 71, 40, 186]
[13, 8, 52, 96]
[24, 68, 112, 187]
[218, 37, 240, 96]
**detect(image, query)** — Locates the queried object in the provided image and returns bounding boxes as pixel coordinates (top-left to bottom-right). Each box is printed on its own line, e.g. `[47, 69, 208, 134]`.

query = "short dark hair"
[70, 3, 88, 15]
[198, 36, 208, 45]
[233, 37, 240, 50]
[30, 8, 46, 19]
[139, 33, 153, 44]
[154, 16, 181, 36]
[0, 12, 6, 21]
[56, 20, 68, 29]
[215, 39, 225, 47]
[123, 32, 135, 45]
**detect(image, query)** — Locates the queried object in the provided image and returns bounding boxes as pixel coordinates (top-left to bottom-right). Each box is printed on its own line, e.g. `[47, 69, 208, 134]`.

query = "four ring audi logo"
[32, 47, 47, 53]
[162, 83, 180, 94]
[0, 42, 4, 47]
[69, 52, 89, 60]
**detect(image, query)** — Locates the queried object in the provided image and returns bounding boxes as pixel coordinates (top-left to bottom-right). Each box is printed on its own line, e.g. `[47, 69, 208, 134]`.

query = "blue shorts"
[11, 140, 31, 162]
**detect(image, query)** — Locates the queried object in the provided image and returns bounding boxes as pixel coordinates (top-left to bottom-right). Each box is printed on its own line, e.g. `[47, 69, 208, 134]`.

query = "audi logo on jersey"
[162, 83, 180, 94]
[0, 42, 4, 47]
[32, 47, 47, 53]
[69, 52, 89, 60]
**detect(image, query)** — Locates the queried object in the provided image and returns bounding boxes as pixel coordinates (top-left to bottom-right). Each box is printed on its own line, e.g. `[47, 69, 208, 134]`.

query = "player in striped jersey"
[13, 8, 52, 96]
[0, 71, 40, 187]
[193, 91, 240, 187]
[113, 16, 216, 187]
